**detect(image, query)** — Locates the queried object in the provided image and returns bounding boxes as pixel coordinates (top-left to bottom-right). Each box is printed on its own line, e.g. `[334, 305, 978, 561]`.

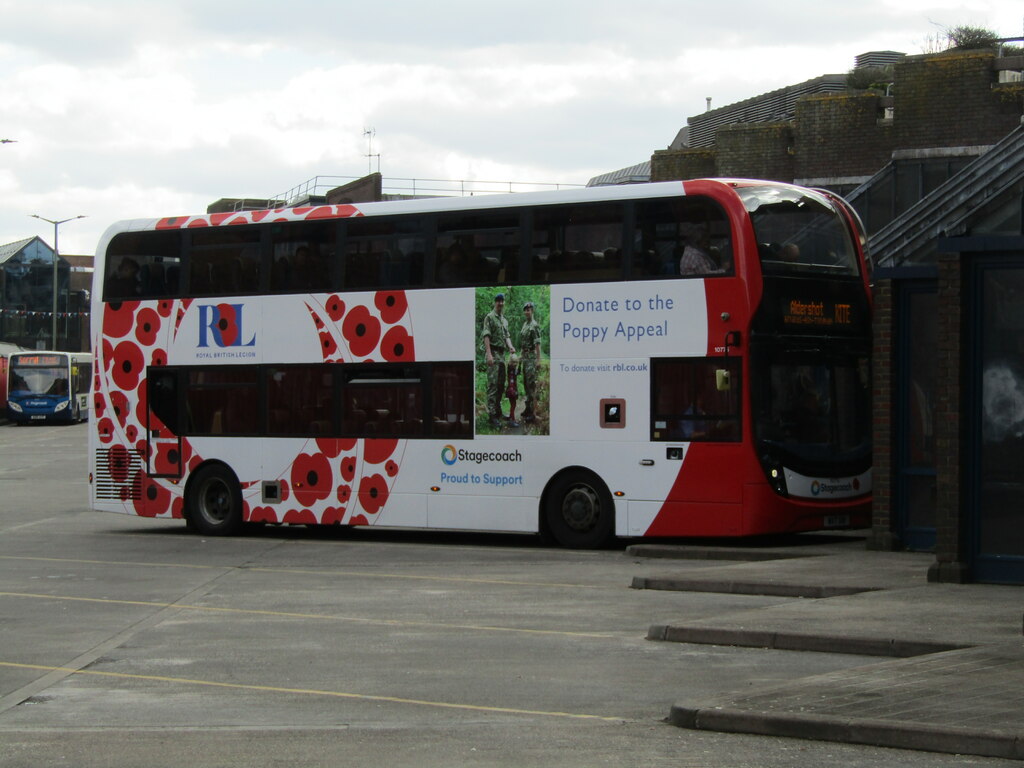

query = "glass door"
[971, 260, 1024, 584]
[895, 282, 937, 550]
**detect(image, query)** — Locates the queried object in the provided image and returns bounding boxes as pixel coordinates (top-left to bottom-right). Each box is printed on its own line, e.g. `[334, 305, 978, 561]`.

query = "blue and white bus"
[6, 351, 92, 424]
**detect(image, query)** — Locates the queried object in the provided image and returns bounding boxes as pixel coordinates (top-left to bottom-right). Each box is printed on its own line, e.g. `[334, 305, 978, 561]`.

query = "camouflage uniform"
[519, 312, 541, 421]
[481, 302, 513, 424]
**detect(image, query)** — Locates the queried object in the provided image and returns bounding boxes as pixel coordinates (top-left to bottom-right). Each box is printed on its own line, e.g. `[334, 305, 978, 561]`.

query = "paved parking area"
[0, 423, 1015, 767]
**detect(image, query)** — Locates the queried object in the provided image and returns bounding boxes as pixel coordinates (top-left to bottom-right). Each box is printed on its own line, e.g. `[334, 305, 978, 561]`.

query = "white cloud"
[0, 0, 1020, 255]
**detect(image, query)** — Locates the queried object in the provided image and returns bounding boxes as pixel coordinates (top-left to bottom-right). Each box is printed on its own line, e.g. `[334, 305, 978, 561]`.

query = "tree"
[945, 24, 1000, 50]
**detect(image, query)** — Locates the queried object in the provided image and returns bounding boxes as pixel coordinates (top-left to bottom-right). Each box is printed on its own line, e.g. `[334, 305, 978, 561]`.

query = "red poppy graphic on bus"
[135, 308, 161, 346]
[250, 506, 278, 524]
[342, 305, 381, 358]
[319, 330, 338, 358]
[110, 340, 145, 392]
[94, 201, 414, 529]
[358, 473, 389, 515]
[290, 452, 334, 507]
[321, 506, 346, 525]
[94, 285, 412, 525]
[103, 300, 139, 339]
[375, 291, 408, 324]
[109, 390, 130, 427]
[381, 325, 414, 362]
[316, 437, 357, 459]
[325, 295, 345, 322]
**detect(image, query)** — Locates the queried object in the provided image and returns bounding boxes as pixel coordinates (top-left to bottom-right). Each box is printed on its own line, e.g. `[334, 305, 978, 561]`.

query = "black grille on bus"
[94, 448, 144, 501]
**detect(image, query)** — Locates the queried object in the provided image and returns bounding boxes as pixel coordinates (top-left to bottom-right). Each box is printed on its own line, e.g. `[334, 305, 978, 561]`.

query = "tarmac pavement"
[628, 538, 1024, 759]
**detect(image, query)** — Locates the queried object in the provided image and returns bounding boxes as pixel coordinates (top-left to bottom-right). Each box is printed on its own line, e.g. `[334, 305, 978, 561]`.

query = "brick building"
[652, 47, 1024, 584]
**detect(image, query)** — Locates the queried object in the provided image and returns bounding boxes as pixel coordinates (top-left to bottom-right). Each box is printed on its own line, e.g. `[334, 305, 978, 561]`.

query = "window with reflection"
[270, 221, 336, 293]
[651, 357, 741, 441]
[188, 227, 262, 295]
[185, 368, 259, 435]
[431, 362, 473, 437]
[738, 185, 859, 277]
[532, 204, 623, 282]
[342, 365, 423, 436]
[437, 211, 520, 286]
[267, 366, 335, 435]
[105, 230, 182, 300]
[634, 197, 733, 278]
[344, 217, 426, 289]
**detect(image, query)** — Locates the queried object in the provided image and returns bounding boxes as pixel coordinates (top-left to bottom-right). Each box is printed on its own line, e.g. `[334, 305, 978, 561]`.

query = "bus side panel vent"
[94, 448, 145, 501]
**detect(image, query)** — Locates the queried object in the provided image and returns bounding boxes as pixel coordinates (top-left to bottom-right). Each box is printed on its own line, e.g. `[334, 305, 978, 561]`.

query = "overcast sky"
[1, 0, 1020, 256]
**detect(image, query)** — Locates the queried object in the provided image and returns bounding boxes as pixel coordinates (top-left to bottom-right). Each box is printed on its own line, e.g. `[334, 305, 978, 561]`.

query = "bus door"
[146, 369, 182, 478]
[70, 360, 92, 420]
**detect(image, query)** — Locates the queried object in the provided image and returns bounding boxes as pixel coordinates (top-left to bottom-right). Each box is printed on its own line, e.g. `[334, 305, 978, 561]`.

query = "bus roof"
[95, 178, 811, 255]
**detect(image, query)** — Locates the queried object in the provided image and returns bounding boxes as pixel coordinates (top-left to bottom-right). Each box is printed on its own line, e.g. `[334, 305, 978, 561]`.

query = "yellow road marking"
[0, 554, 606, 590]
[0, 591, 614, 639]
[0, 554, 219, 570]
[0, 661, 623, 722]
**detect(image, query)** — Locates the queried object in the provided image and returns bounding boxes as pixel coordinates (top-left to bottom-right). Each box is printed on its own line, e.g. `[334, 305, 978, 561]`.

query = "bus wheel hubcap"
[562, 485, 599, 532]
[200, 480, 230, 522]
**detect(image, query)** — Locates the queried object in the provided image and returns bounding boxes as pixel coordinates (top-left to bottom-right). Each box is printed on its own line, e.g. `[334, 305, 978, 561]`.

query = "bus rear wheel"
[544, 470, 614, 549]
[187, 464, 243, 536]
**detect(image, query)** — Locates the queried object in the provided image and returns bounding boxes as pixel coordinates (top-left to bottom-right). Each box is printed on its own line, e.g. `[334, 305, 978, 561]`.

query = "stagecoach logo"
[441, 445, 458, 466]
[811, 477, 860, 496]
[440, 446, 523, 466]
[197, 303, 257, 350]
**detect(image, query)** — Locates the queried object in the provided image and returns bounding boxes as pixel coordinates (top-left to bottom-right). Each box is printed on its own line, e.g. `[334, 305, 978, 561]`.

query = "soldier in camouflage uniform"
[482, 293, 516, 429]
[519, 301, 541, 424]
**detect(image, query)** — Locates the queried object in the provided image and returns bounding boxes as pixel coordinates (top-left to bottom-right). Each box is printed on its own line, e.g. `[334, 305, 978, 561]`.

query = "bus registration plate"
[824, 515, 849, 528]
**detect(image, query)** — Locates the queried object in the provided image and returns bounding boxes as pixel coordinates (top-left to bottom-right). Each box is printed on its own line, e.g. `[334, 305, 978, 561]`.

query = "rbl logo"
[198, 303, 256, 348]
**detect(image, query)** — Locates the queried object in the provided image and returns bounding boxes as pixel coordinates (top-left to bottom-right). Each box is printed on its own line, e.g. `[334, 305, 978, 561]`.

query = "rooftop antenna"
[363, 128, 380, 174]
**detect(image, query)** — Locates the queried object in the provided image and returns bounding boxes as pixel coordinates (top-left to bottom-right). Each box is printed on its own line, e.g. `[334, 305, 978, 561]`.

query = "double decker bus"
[89, 179, 871, 547]
[7, 351, 92, 424]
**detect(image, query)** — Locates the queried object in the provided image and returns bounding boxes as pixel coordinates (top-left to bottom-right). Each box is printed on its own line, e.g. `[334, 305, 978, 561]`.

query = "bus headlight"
[8, 401, 22, 413]
[54, 400, 69, 412]
[761, 456, 789, 496]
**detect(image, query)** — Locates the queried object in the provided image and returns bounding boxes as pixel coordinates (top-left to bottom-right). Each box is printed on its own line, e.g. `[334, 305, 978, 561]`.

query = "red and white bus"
[89, 179, 872, 547]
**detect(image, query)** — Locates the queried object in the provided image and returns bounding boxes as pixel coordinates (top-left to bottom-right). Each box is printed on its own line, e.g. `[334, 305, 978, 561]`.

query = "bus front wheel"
[187, 464, 243, 536]
[543, 470, 614, 549]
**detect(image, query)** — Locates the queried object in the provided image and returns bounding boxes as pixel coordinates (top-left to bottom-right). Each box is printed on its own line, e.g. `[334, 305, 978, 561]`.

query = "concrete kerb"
[625, 544, 823, 562]
[631, 575, 878, 598]
[637, 541, 1024, 759]
[647, 624, 967, 658]
[669, 705, 1024, 760]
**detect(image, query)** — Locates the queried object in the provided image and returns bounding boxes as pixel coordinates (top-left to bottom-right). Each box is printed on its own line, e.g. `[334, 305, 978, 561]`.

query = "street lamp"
[30, 214, 86, 350]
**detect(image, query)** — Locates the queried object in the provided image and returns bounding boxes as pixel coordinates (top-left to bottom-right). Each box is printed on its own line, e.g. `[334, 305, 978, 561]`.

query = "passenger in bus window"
[437, 242, 467, 284]
[679, 390, 710, 440]
[678, 224, 722, 275]
[292, 245, 314, 289]
[109, 257, 141, 296]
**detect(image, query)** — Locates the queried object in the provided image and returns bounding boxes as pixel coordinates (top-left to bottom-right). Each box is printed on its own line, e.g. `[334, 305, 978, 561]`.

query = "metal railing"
[269, 175, 585, 208]
[870, 125, 1024, 267]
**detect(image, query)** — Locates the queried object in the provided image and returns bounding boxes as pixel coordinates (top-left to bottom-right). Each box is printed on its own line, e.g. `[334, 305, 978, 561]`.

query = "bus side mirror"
[716, 369, 731, 391]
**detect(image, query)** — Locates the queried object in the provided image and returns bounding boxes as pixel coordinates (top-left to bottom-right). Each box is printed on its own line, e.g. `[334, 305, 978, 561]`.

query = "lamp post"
[30, 214, 86, 350]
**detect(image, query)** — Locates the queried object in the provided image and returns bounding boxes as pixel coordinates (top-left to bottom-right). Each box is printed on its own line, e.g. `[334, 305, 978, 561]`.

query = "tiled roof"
[0, 237, 37, 264]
